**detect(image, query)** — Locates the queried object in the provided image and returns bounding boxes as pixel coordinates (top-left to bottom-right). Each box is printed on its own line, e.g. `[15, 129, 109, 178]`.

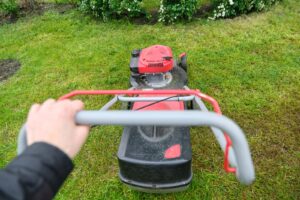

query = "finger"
[28, 103, 40, 116]
[57, 99, 81, 116]
[27, 104, 41, 121]
[57, 99, 72, 110]
[60, 99, 84, 115]
[71, 100, 84, 112]
[59, 99, 72, 104]
[40, 99, 56, 110]
[26, 104, 41, 145]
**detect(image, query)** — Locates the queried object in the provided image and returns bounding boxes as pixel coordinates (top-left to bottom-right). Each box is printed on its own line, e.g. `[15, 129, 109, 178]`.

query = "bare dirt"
[195, 3, 214, 18]
[0, 59, 21, 82]
[0, 3, 75, 26]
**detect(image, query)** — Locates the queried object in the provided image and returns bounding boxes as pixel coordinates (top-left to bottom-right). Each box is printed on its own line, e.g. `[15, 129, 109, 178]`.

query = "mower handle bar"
[18, 110, 255, 185]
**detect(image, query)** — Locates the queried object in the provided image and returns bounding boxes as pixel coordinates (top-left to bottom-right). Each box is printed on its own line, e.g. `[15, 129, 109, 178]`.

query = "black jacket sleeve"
[0, 142, 73, 200]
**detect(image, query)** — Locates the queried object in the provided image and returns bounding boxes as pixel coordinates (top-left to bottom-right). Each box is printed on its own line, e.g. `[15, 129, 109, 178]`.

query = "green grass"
[0, 0, 299, 199]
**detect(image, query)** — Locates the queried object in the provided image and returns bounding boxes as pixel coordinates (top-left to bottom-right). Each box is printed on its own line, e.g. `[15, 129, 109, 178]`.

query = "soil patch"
[130, 9, 159, 25]
[195, 3, 214, 18]
[0, 59, 21, 82]
[0, 3, 75, 26]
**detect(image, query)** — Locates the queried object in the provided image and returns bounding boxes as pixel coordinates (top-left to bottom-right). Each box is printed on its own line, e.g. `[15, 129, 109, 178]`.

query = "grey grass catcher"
[18, 45, 255, 193]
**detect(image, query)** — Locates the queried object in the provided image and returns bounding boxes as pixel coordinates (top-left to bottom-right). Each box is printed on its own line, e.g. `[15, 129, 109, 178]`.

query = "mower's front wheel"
[179, 54, 187, 73]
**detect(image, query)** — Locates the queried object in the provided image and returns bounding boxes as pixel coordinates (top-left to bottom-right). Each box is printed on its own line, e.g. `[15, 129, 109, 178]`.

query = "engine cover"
[129, 45, 188, 89]
[130, 45, 174, 74]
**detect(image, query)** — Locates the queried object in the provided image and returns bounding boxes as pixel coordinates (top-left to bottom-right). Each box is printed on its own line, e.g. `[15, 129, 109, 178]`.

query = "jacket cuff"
[8, 142, 74, 194]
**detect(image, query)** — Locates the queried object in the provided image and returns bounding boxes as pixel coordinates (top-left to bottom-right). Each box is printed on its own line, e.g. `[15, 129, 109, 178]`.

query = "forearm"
[0, 142, 73, 200]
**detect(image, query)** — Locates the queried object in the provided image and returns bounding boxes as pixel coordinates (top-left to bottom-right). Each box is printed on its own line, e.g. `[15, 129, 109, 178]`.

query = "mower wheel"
[165, 66, 187, 89]
[179, 55, 187, 72]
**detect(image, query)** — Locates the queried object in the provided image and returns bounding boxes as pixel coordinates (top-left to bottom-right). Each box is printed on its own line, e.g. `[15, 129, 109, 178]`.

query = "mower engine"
[129, 45, 188, 89]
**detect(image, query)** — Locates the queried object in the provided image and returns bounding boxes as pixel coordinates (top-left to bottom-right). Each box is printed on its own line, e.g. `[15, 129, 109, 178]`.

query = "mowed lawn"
[0, 0, 299, 199]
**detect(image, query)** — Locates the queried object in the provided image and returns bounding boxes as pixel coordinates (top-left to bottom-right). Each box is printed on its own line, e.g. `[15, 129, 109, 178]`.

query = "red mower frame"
[60, 89, 236, 173]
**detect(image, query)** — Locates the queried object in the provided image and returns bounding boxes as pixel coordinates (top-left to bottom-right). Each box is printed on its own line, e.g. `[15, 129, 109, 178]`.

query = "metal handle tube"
[17, 111, 255, 185]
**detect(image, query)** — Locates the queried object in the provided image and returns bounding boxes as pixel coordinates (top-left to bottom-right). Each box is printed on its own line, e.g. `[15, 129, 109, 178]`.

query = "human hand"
[26, 99, 90, 159]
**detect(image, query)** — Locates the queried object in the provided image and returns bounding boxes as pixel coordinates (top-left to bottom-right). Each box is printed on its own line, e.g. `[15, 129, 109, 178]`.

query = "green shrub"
[210, 0, 281, 20]
[0, 0, 19, 16]
[79, 0, 144, 21]
[158, 0, 198, 24]
[79, 0, 281, 23]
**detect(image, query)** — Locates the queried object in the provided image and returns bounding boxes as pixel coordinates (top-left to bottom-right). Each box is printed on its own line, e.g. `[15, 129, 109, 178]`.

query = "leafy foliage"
[158, 0, 198, 23]
[0, 0, 19, 16]
[79, 0, 144, 21]
[210, 0, 281, 20]
[79, 0, 282, 22]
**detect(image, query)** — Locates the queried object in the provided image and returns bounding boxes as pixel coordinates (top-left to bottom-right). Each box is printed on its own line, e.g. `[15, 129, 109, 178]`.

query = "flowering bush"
[210, 0, 281, 20]
[158, 0, 198, 24]
[79, 0, 144, 21]
[79, 0, 281, 22]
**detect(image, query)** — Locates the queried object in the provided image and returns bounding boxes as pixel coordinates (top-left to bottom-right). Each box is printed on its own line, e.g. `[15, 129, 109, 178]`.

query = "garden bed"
[0, 2, 74, 25]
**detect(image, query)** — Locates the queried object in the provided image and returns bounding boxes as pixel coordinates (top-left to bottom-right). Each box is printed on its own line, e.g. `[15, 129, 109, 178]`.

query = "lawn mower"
[17, 45, 255, 193]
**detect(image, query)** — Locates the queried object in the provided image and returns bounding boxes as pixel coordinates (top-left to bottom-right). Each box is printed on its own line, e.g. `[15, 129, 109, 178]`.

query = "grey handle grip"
[17, 111, 255, 185]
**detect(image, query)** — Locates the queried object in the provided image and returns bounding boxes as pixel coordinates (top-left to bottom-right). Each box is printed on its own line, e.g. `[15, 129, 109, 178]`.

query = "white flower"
[229, 0, 234, 5]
